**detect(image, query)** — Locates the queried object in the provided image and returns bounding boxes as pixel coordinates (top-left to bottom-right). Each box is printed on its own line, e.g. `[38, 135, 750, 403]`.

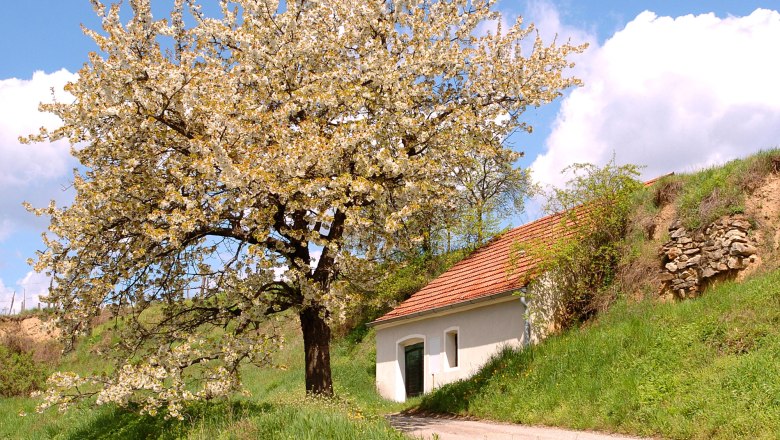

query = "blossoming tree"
[454, 148, 531, 247]
[26, 0, 584, 415]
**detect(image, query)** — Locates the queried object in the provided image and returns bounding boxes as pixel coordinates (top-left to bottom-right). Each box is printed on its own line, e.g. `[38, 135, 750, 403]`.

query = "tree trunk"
[421, 226, 432, 256]
[299, 305, 334, 396]
[476, 205, 484, 246]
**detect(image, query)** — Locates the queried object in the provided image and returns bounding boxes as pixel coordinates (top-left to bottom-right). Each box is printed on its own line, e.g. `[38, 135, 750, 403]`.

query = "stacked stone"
[660, 215, 758, 299]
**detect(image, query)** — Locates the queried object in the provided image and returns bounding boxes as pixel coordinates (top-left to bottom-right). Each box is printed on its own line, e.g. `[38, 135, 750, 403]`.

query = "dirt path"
[387, 414, 651, 440]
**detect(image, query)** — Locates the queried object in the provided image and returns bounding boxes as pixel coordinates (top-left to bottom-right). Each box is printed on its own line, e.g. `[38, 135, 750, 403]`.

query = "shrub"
[518, 159, 643, 328]
[2, 332, 61, 365]
[0, 343, 47, 397]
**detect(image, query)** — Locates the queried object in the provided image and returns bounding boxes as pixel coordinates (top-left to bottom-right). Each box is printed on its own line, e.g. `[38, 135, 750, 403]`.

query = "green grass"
[0, 318, 405, 440]
[417, 268, 780, 439]
[237, 320, 407, 417]
[4, 151, 778, 438]
[672, 149, 780, 230]
[0, 251, 446, 440]
[0, 398, 406, 440]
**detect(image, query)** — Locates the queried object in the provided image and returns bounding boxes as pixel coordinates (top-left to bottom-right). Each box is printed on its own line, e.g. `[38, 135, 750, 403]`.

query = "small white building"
[368, 211, 567, 402]
[369, 175, 667, 401]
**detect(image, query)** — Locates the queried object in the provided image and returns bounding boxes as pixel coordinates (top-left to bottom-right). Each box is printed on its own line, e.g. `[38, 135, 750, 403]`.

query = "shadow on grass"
[416, 346, 530, 414]
[63, 400, 272, 440]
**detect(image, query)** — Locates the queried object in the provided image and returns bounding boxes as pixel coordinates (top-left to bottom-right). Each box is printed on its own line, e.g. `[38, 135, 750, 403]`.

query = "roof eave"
[367, 286, 527, 329]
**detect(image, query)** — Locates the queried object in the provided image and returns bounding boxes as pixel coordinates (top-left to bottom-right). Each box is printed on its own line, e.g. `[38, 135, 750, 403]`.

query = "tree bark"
[476, 204, 484, 246]
[299, 304, 334, 396]
[421, 226, 432, 256]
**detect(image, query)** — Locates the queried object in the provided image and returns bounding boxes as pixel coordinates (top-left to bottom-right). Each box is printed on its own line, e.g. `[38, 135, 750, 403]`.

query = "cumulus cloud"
[0, 271, 50, 314]
[523, 0, 596, 55]
[531, 8, 780, 188]
[477, 0, 596, 61]
[0, 219, 13, 242]
[272, 249, 322, 281]
[0, 279, 12, 314]
[0, 69, 77, 237]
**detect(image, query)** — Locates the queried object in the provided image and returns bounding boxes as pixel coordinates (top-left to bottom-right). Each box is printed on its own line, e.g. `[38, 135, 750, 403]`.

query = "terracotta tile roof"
[371, 209, 579, 325]
[371, 175, 670, 325]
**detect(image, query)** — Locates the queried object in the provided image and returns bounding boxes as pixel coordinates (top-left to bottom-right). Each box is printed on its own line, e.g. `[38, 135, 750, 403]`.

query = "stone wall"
[660, 215, 758, 299]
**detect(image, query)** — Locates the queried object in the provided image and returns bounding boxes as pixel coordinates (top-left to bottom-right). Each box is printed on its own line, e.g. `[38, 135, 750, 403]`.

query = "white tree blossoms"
[25, 0, 584, 414]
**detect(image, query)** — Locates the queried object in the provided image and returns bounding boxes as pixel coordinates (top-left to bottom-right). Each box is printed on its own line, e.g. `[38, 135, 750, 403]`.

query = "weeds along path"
[387, 414, 651, 440]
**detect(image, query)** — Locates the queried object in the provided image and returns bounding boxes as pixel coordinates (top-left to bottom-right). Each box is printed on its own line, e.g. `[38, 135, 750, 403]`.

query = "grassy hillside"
[0, 250, 464, 439]
[3, 152, 778, 438]
[417, 268, 780, 439]
[0, 317, 405, 440]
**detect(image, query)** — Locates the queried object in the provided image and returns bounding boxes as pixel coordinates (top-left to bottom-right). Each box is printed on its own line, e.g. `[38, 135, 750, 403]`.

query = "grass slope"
[0, 319, 404, 440]
[0, 250, 462, 439]
[418, 269, 780, 439]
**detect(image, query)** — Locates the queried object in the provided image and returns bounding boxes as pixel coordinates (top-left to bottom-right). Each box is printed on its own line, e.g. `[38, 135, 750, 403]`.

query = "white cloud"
[524, 0, 596, 54]
[0, 271, 50, 314]
[16, 271, 50, 310]
[475, 12, 510, 38]
[0, 69, 78, 238]
[0, 70, 76, 185]
[478, 0, 596, 64]
[0, 278, 12, 314]
[272, 249, 322, 281]
[531, 8, 780, 188]
[0, 219, 12, 242]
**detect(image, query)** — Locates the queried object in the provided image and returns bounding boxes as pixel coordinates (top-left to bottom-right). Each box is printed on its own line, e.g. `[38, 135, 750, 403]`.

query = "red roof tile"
[371, 175, 671, 325]
[371, 209, 579, 325]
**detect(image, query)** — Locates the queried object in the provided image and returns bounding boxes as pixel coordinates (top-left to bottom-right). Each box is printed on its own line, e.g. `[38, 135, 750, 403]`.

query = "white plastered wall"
[526, 272, 563, 343]
[374, 296, 526, 402]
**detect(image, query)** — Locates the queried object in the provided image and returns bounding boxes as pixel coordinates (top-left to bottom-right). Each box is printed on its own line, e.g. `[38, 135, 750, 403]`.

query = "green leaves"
[28, 0, 584, 412]
[521, 159, 643, 329]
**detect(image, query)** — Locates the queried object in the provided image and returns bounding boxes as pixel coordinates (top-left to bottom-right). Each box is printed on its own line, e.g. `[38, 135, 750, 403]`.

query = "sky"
[1, 0, 779, 313]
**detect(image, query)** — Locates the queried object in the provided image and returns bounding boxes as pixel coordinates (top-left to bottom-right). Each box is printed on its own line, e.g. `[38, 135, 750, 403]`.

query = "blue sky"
[1, 1, 771, 78]
[1, 1, 779, 312]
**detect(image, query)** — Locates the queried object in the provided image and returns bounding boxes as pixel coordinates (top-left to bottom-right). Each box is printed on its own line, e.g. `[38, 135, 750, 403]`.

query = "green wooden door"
[405, 343, 424, 398]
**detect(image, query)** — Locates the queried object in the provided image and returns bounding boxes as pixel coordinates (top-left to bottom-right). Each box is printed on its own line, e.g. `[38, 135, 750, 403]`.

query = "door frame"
[395, 334, 426, 401]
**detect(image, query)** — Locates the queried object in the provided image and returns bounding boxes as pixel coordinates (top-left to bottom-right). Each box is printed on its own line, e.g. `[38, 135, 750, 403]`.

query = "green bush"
[519, 160, 644, 327]
[0, 344, 47, 397]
